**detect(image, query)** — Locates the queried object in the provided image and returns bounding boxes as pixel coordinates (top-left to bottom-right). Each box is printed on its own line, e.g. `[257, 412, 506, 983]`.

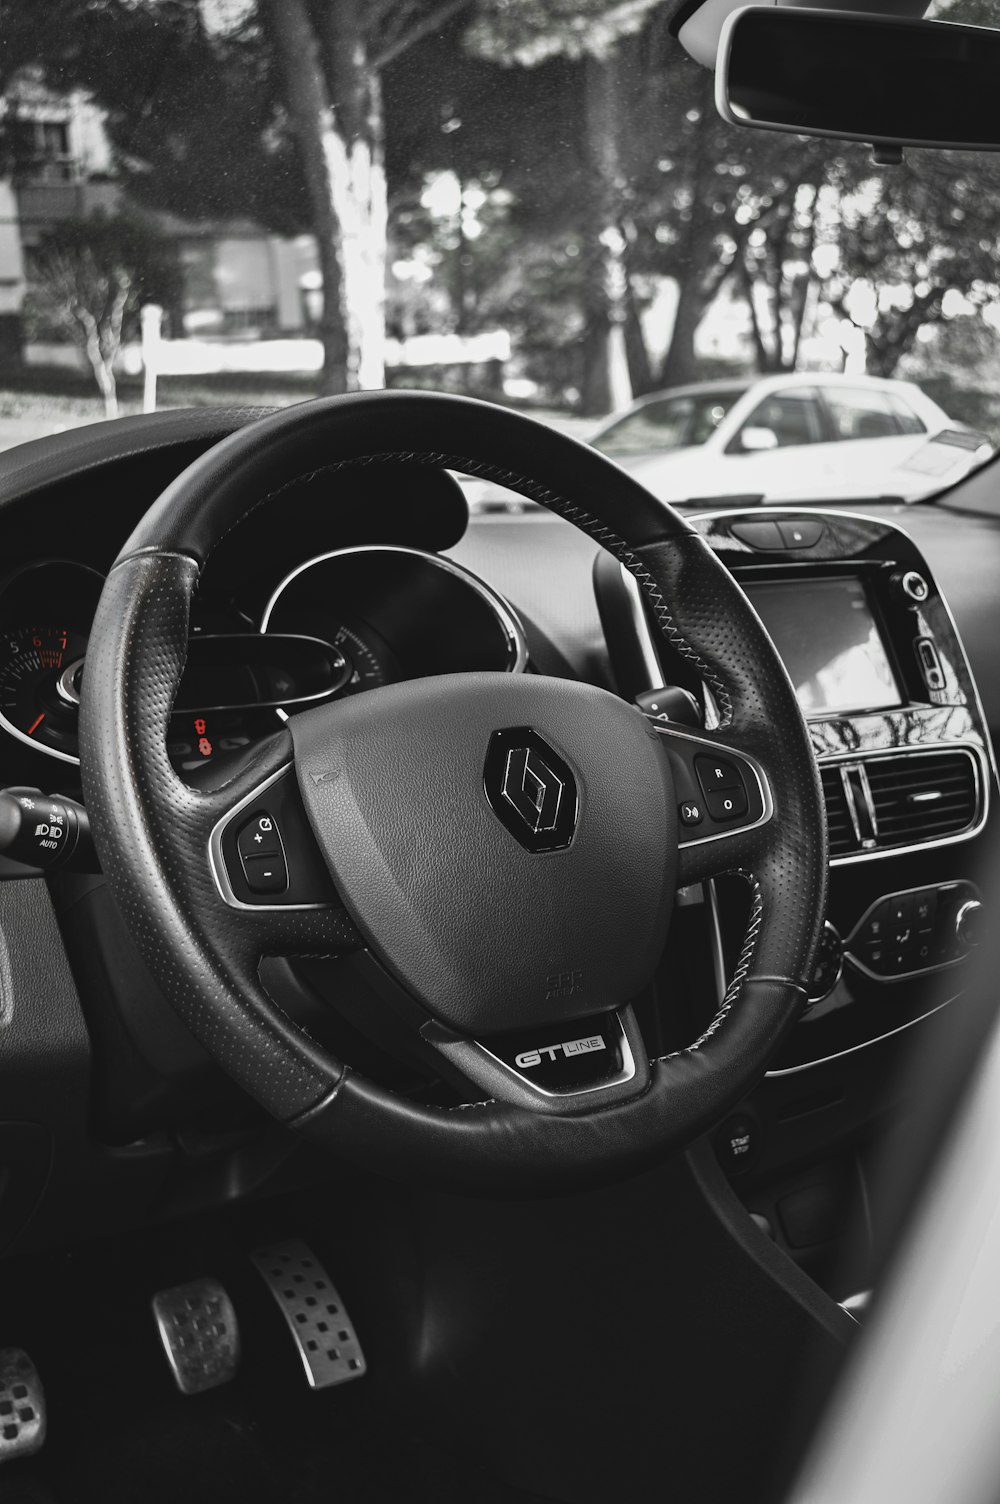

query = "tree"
[23, 209, 178, 417]
[1, 0, 475, 394]
[819, 154, 1000, 376]
[620, 7, 880, 390]
[465, 0, 665, 415]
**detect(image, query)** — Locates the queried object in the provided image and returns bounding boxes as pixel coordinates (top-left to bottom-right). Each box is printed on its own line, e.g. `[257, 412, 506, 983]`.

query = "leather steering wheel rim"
[79, 391, 827, 1192]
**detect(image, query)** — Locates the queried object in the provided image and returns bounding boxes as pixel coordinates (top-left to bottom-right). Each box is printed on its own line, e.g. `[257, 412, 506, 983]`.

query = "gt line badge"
[483, 727, 578, 852]
[515, 1035, 606, 1069]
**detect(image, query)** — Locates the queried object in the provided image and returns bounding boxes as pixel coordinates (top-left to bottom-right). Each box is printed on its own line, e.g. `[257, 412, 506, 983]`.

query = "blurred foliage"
[0, 0, 310, 233]
[3, 0, 1000, 413]
[466, 0, 662, 63]
[23, 207, 180, 413]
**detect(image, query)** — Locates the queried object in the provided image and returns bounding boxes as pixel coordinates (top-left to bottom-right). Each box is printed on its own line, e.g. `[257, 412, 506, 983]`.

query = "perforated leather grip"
[80, 552, 358, 1120]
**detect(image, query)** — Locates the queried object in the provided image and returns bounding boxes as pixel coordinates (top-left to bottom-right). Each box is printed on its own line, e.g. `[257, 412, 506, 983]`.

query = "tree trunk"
[660, 278, 709, 388]
[580, 315, 631, 416]
[323, 0, 387, 391]
[76, 305, 119, 417]
[656, 70, 718, 389]
[624, 286, 655, 396]
[261, 0, 352, 394]
[578, 51, 632, 417]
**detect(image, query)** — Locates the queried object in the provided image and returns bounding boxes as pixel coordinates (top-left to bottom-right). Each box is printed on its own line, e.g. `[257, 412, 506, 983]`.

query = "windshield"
[1, 0, 999, 507]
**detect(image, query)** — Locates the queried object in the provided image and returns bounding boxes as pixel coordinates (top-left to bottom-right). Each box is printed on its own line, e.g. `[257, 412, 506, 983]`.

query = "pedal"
[250, 1239, 366, 1390]
[0, 1349, 45, 1463]
[152, 1278, 240, 1395]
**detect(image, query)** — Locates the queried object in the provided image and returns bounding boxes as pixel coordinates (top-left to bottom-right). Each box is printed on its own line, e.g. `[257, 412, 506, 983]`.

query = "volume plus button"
[237, 812, 281, 861]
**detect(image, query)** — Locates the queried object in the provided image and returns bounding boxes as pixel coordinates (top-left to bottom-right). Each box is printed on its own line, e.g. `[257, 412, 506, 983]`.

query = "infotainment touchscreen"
[743, 576, 902, 716]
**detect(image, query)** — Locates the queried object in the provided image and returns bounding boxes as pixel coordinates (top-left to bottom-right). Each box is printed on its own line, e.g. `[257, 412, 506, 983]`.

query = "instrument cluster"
[0, 547, 525, 775]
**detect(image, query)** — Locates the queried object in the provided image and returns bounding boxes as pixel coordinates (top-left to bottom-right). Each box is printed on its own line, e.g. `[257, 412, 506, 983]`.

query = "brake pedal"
[152, 1278, 240, 1395]
[250, 1239, 366, 1389]
[0, 1349, 45, 1463]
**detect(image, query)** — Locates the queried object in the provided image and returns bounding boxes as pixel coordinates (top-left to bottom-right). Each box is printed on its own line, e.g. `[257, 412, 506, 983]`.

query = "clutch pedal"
[152, 1278, 240, 1395]
[0, 1349, 45, 1463]
[250, 1239, 366, 1389]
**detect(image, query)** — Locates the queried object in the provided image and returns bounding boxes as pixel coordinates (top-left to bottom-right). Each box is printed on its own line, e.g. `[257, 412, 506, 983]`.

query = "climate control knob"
[955, 899, 983, 948]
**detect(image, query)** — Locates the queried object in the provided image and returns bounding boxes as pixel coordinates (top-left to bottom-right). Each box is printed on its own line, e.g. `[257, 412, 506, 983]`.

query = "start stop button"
[715, 1113, 759, 1175]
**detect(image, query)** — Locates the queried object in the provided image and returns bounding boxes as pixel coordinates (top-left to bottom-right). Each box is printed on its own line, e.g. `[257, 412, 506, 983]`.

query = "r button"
[695, 756, 743, 793]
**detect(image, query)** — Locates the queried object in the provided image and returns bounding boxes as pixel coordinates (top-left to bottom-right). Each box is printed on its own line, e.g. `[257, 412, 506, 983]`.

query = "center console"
[597, 505, 995, 1074]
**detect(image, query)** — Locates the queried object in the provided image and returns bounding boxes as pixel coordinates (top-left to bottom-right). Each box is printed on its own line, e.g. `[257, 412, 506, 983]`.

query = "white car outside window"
[590, 375, 989, 504]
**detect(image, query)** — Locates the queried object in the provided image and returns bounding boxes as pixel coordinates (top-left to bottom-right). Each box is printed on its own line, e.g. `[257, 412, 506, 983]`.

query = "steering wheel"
[79, 392, 826, 1191]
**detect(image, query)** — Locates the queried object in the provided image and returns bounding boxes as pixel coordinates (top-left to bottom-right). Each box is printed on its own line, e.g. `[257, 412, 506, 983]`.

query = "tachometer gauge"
[0, 624, 88, 761]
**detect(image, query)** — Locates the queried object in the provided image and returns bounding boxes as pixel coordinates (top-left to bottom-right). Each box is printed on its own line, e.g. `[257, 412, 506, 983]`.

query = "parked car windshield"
[1, 0, 999, 505]
[592, 390, 745, 456]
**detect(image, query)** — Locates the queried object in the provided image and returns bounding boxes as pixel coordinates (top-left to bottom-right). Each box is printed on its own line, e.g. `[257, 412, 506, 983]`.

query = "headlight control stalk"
[0, 788, 99, 872]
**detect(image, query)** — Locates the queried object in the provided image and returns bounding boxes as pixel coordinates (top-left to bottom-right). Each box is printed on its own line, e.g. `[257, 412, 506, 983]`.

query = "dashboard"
[0, 404, 994, 1270]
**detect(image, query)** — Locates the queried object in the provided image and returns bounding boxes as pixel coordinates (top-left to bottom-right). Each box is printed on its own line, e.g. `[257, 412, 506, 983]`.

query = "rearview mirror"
[738, 426, 779, 452]
[717, 8, 1000, 152]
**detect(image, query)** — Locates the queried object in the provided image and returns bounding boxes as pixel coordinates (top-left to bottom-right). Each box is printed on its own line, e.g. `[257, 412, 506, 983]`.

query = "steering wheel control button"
[807, 922, 843, 1004]
[654, 728, 770, 847]
[695, 755, 742, 793]
[214, 765, 339, 909]
[715, 1114, 759, 1175]
[237, 812, 282, 861]
[242, 852, 288, 894]
[483, 726, 578, 853]
[705, 786, 748, 821]
[152, 1280, 240, 1396]
[250, 1240, 366, 1390]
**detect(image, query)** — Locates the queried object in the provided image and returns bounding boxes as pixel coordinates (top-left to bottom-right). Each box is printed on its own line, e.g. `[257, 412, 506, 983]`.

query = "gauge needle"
[27, 713, 45, 736]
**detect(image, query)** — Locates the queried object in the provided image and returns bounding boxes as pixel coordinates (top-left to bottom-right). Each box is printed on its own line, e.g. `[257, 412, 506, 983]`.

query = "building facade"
[0, 73, 319, 363]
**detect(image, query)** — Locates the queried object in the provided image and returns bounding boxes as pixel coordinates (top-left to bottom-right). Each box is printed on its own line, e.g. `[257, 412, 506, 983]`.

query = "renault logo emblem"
[502, 746, 565, 834]
[483, 728, 578, 852]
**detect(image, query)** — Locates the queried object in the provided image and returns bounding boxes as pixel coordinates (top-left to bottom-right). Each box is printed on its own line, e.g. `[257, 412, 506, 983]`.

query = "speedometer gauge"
[0, 624, 89, 761]
[331, 621, 390, 695]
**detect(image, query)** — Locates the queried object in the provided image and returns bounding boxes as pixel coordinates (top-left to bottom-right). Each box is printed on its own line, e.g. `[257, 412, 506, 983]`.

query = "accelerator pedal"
[0, 1349, 45, 1463]
[152, 1278, 240, 1395]
[250, 1239, 366, 1390]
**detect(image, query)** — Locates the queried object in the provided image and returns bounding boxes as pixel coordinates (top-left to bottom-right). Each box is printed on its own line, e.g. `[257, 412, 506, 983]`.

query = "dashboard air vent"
[866, 750, 979, 849]
[820, 766, 857, 857]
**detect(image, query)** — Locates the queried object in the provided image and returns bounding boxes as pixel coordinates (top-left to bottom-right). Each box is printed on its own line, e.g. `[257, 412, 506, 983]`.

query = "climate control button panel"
[846, 881, 980, 982]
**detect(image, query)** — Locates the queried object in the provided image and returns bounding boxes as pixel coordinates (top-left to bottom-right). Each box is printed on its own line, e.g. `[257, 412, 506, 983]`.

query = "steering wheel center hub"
[290, 671, 678, 1037]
